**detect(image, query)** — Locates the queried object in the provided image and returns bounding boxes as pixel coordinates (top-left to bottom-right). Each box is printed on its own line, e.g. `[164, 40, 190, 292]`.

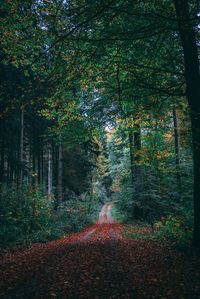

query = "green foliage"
[52, 198, 99, 234]
[111, 205, 127, 223]
[0, 185, 98, 249]
[155, 208, 193, 248]
[0, 186, 53, 247]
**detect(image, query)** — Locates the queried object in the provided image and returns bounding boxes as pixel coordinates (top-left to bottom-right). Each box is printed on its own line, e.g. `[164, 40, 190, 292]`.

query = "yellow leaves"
[126, 122, 133, 128]
[96, 75, 103, 83]
[80, 79, 89, 91]
[106, 130, 116, 141]
[132, 147, 172, 167]
[41, 96, 83, 125]
[115, 137, 123, 145]
[111, 186, 120, 192]
[41, 109, 54, 120]
[134, 119, 141, 125]
[50, 103, 57, 109]
[164, 132, 173, 142]
[116, 117, 123, 124]
[156, 150, 172, 160]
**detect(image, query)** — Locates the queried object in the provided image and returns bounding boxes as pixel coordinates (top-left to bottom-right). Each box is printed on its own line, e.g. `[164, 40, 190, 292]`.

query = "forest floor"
[0, 203, 200, 299]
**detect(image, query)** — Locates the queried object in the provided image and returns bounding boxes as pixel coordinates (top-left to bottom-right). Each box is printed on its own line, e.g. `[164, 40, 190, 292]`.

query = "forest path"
[79, 203, 115, 241]
[1, 205, 200, 299]
[98, 203, 114, 224]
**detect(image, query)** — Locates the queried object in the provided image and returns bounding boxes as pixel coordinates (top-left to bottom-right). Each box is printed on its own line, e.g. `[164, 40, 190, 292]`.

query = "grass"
[121, 223, 160, 240]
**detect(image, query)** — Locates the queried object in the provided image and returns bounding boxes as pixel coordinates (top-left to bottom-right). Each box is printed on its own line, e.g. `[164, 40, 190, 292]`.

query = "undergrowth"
[0, 185, 99, 250]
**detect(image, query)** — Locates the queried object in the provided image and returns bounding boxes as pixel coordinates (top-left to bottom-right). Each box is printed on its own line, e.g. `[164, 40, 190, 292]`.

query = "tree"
[173, 0, 200, 247]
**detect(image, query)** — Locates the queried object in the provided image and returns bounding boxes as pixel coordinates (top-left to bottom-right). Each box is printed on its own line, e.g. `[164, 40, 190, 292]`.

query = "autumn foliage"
[1, 222, 200, 299]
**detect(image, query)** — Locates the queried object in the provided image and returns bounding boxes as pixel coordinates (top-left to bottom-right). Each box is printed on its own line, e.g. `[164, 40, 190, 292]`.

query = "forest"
[0, 1, 200, 298]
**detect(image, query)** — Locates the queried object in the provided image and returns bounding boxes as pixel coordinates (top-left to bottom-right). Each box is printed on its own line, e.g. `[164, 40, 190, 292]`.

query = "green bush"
[53, 198, 99, 234]
[0, 186, 98, 249]
[0, 186, 54, 247]
[156, 208, 193, 248]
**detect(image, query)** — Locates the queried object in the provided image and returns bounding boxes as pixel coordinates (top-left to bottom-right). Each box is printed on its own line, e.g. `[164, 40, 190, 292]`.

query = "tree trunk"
[0, 139, 5, 184]
[134, 124, 141, 178]
[127, 118, 142, 220]
[32, 148, 36, 186]
[6, 153, 10, 186]
[37, 147, 41, 185]
[133, 124, 142, 220]
[174, 0, 200, 247]
[14, 150, 18, 187]
[47, 146, 52, 195]
[9, 150, 14, 186]
[20, 107, 24, 187]
[128, 129, 135, 184]
[41, 147, 44, 187]
[173, 108, 182, 193]
[52, 143, 57, 191]
[57, 143, 63, 204]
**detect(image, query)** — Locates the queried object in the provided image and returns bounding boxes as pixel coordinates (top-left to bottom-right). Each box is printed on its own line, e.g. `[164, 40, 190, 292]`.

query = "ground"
[0, 203, 200, 299]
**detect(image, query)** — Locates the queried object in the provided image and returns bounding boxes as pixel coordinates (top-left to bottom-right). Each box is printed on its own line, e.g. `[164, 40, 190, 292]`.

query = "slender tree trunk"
[6, 153, 10, 186]
[37, 148, 41, 185]
[0, 139, 5, 184]
[9, 150, 14, 186]
[41, 147, 45, 189]
[14, 150, 18, 186]
[16, 149, 20, 189]
[47, 146, 52, 195]
[52, 143, 57, 191]
[32, 150, 36, 173]
[20, 107, 24, 187]
[127, 118, 142, 220]
[128, 130, 135, 185]
[41, 147, 46, 194]
[32, 148, 36, 186]
[134, 124, 141, 178]
[57, 142, 63, 204]
[174, 0, 200, 247]
[133, 124, 142, 220]
[173, 108, 182, 193]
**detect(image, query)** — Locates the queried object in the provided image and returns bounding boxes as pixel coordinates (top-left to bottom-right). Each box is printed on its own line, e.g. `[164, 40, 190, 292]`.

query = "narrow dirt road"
[0, 204, 200, 299]
[97, 203, 113, 224]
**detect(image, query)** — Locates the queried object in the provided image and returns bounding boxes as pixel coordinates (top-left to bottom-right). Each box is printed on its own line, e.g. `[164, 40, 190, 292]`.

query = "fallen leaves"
[0, 222, 200, 298]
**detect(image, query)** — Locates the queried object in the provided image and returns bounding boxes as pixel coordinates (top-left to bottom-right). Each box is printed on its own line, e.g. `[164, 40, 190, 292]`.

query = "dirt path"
[97, 203, 114, 224]
[0, 204, 200, 299]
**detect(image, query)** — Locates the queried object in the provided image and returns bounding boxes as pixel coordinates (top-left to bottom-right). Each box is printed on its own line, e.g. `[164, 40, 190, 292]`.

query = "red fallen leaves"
[117, 238, 200, 298]
[0, 223, 200, 299]
[82, 223, 122, 242]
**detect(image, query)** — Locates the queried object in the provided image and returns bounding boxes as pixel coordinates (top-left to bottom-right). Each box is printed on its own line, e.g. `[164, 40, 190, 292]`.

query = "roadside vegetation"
[0, 185, 100, 250]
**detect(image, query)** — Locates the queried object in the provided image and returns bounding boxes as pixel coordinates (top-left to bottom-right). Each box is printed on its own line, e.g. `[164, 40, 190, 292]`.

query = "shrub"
[156, 208, 193, 248]
[0, 185, 54, 247]
[0, 185, 99, 249]
[53, 198, 99, 233]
